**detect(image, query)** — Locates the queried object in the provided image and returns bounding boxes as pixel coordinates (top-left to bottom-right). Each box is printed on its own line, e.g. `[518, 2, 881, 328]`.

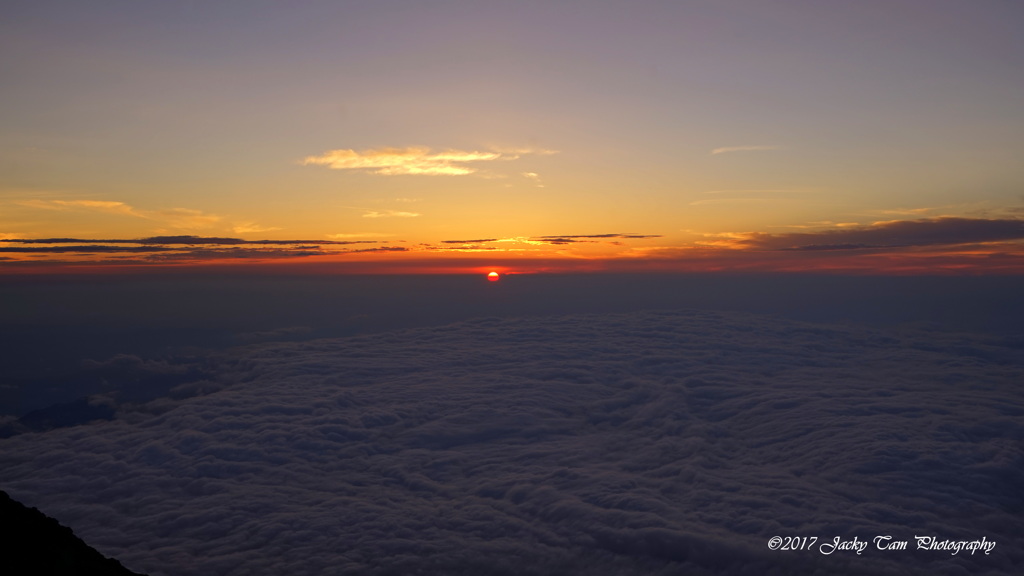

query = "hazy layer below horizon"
[2, 274, 1022, 417]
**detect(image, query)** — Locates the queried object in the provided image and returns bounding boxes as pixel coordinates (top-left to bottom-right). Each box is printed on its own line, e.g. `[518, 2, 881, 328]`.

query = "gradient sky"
[3, 0, 1024, 274]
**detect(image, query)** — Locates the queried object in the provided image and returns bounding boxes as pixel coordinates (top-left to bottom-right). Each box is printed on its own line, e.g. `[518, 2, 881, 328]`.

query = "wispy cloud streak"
[3, 236, 375, 246]
[17, 199, 145, 217]
[302, 146, 555, 176]
[362, 211, 420, 218]
[710, 145, 784, 155]
[16, 200, 222, 230]
[531, 233, 662, 245]
[0, 236, 397, 264]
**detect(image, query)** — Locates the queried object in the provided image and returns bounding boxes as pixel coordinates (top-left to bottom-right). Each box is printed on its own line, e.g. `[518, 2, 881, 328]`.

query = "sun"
[487, 271, 500, 282]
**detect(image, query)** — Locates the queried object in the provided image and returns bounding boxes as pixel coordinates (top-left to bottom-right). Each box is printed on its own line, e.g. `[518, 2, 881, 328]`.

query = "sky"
[3, 0, 1024, 274]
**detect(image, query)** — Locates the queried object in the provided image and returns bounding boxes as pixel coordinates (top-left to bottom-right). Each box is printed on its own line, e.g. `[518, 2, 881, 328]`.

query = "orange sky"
[3, 2, 1024, 275]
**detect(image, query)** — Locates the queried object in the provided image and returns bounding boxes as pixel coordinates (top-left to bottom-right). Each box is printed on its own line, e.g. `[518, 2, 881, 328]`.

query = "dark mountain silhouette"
[0, 490, 146, 575]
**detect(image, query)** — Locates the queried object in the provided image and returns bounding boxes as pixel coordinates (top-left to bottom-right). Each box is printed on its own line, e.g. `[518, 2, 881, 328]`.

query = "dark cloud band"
[741, 218, 1024, 251]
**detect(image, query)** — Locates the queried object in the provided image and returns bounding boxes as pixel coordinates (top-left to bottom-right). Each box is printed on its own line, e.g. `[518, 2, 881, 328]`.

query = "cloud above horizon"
[361, 210, 421, 218]
[232, 222, 282, 235]
[436, 234, 662, 247]
[16, 200, 223, 230]
[441, 238, 500, 244]
[531, 233, 663, 245]
[327, 233, 394, 239]
[710, 145, 785, 155]
[2, 236, 376, 246]
[3, 219, 1023, 273]
[732, 217, 1024, 251]
[301, 146, 556, 176]
[17, 199, 144, 216]
[0, 231, 662, 267]
[0, 236, 388, 263]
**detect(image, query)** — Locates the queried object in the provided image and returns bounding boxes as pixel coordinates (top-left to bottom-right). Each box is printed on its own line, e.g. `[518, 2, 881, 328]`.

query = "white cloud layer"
[302, 146, 556, 176]
[303, 147, 501, 175]
[1, 311, 1021, 575]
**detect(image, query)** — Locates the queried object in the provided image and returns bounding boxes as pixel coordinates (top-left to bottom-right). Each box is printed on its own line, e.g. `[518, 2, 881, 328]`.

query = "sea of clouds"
[2, 310, 1021, 575]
